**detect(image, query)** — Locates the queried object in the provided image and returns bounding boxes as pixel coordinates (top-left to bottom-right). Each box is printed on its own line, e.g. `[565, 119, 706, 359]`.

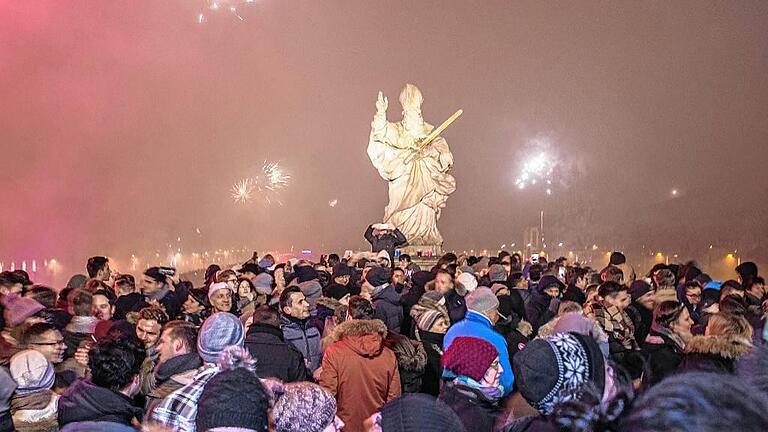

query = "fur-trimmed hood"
[315, 296, 341, 311]
[685, 335, 753, 359]
[328, 319, 388, 358]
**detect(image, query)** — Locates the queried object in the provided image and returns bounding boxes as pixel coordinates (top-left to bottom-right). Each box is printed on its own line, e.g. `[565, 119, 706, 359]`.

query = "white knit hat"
[208, 282, 233, 300]
[456, 272, 478, 293]
[10, 349, 55, 394]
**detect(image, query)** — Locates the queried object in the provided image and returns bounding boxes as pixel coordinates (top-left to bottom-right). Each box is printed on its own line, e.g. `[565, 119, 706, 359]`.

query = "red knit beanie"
[441, 336, 498, 382]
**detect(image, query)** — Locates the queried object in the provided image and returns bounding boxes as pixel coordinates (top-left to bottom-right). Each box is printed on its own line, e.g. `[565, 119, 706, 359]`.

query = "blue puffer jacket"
[443, 311, 514, 395]
[281, 314, 323, 372]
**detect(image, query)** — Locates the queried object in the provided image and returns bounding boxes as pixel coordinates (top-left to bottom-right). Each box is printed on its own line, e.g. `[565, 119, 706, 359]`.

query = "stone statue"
[367, 84, 457, 251]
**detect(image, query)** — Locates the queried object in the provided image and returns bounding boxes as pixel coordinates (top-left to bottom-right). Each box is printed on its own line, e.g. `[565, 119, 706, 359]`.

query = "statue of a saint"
[367, 84, 457, 251]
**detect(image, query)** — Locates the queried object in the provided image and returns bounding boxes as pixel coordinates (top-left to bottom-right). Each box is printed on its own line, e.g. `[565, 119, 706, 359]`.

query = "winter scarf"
[11, 390, 55, 412]
[443, 370, 503, 400]
[648, 322, 686, 351]
[589, 302, 638, 350]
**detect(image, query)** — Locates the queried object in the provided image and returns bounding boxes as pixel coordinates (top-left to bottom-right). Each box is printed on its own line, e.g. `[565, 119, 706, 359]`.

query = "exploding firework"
[230, 161, 291, 206]
[329, 199, 338, 208]
[515, 152, 557, 191]
[231, 178, 254, 204]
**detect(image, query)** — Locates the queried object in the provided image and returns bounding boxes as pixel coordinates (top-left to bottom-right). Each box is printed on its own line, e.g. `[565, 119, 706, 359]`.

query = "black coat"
[383, 331, 427, 393]
[562, 284, 587, 305]
[373, 284, 404, 333]
[244, 323, 310, 383]
[417, 329, 445, 396]
[444, 289, 467, 325]
[439, 380, 503, 432]
[641, 330, 683, 386]
[525, 293, 558, 333]
[324, 282, 351, 301]
[58, 379, 143, 427]
[364, 225, 407, 260]
[626, 302, 653, 346]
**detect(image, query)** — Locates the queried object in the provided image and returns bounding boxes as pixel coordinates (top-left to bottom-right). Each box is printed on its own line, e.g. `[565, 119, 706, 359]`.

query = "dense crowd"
[1, 235, 767, 431]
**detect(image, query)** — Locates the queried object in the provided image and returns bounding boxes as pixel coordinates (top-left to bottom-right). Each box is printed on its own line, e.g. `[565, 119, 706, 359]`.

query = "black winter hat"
[366, 266, 392, 287]
[379, 393, 465, 432]
[196, 367, 270, 432]
[294, 266, 318, 283]
[332, 264, 354, 278]
[538, 275, 565, 293]
[513, 332, 605, 415]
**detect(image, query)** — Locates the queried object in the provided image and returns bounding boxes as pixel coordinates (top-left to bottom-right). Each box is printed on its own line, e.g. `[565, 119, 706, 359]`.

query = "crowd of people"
[0, 245, 767, 432]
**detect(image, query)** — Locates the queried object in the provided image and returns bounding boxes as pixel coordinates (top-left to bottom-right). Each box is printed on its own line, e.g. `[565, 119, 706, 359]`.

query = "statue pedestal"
[399, 245, 443, 259]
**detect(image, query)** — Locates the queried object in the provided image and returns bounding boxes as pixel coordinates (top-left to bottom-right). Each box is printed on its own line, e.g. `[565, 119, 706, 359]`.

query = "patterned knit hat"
[513, 332, 605, 414]
[197, 312, 244, 363]
[9, 350, 55, 394]
[379, 393, 465, 432]
[196, 367, 269, 432]
[273, 382, 337, 432]
[441, 336, 499, 382]
[416, 310, 443, 332]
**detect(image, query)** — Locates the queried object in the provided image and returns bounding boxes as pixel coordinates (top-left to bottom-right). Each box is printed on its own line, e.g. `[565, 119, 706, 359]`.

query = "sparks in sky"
[231, 178, 254, 204]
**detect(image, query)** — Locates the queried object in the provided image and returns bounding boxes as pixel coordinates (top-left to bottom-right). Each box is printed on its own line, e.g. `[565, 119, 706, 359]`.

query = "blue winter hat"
[198, 312, 245, 363]
[704, 280, 723, 291]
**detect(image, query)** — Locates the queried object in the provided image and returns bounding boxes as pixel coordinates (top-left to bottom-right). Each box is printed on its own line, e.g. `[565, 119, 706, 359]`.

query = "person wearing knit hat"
[376, 249, 392, 267]
[408, 291, 450, 396]
[488, 264, 507, 284]
[195, 365, 270, 432]
[513, 332, 621, 416]
[443, 287, 514, 396]
[364, 266, 403, 332]
[9, 350, 59, 432]
[150, 314, 245, 430]
[197, 312, 245, 363]
[365, 393, 465, 432]
[439, 337, 504, 432]
[273, 382, 344, 432]
[456, 272, 478, 294]
[526, 275, 566, 333]
[625, 280, 655, 345]
[207, 282, 233, 313]
[1, 294, 45, 328]
[325, 264, 354, 301]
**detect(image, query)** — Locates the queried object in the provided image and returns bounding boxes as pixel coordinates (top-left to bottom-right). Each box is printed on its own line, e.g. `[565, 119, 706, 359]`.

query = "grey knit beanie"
[197, 312, 245, 363]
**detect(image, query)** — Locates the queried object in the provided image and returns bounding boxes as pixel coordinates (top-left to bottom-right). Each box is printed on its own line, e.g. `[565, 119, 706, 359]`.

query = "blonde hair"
[706, 313, 753, 341]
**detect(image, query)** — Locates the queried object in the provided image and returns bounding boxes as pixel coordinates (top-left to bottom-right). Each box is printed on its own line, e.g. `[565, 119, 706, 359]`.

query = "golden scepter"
[417, 109, 463, 149]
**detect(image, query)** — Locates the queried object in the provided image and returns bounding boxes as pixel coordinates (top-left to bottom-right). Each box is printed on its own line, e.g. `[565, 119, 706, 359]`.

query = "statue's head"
[399, 83, 424, 132]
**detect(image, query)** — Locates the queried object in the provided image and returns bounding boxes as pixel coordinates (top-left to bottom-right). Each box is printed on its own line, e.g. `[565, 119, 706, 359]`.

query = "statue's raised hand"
[376, 91, 388, 113]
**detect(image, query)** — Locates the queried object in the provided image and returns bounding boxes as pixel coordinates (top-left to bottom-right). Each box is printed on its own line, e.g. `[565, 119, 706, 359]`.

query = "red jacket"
[320, 319, 401, 432]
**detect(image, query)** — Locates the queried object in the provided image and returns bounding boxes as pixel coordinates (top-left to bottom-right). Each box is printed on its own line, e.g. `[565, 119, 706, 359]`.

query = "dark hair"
[163, 320, 198, 352]
[748, 277, 765, 290]
[26, 285, 57, 309]
[653, 301, 686, 328]
[598, 281, 627, 298]
[279, 286, 302, 311]
[466, 256, 479, 266]
[720, 295, 748, 316]
[347, 296, 375, 320]
[499, 250, 511, 260]
[114, 274, 136, 293]
[252, 305, 280, 327]
[621, 372, 768, 432]
[399, 254, 412, 263]
[435, 268, 454, 281]
[68, 288, 93, 316]
[86, 256, 109, 278]
[216, 269, 238, 283]
[93, 289, 114, 305]
[392, 267, 405, 275]
[570, 267, 589, 284]
[437, 253, 457, 268]
[602, 266, 624, 284]
[89, 335, 146, 392]
[510, 272, 525, 286]
[138, 306, 169, 325]
[21, 322, 59, 346]
[529, 265, 542, 282]
[609, 252, 626, 265]
[683, 281, 702, 292]
[327, 254, 340, 267]
[0, 271, 25, 289]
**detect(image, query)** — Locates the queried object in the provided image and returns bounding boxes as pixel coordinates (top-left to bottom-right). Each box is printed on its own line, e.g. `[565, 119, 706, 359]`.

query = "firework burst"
[231, 178, 254, 204]
[230, 161, 291, 206]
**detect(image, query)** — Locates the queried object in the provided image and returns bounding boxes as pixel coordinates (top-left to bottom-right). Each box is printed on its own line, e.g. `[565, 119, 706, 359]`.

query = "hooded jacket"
[680, 334, 753, 374]
[319, 319, 401, 432]
[364, 226, 407, 263]
[58, 379, 142, 427]
[244, 323, 309, 383]
[382, 331, 427, 393]
[372, 284, 404, 333]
